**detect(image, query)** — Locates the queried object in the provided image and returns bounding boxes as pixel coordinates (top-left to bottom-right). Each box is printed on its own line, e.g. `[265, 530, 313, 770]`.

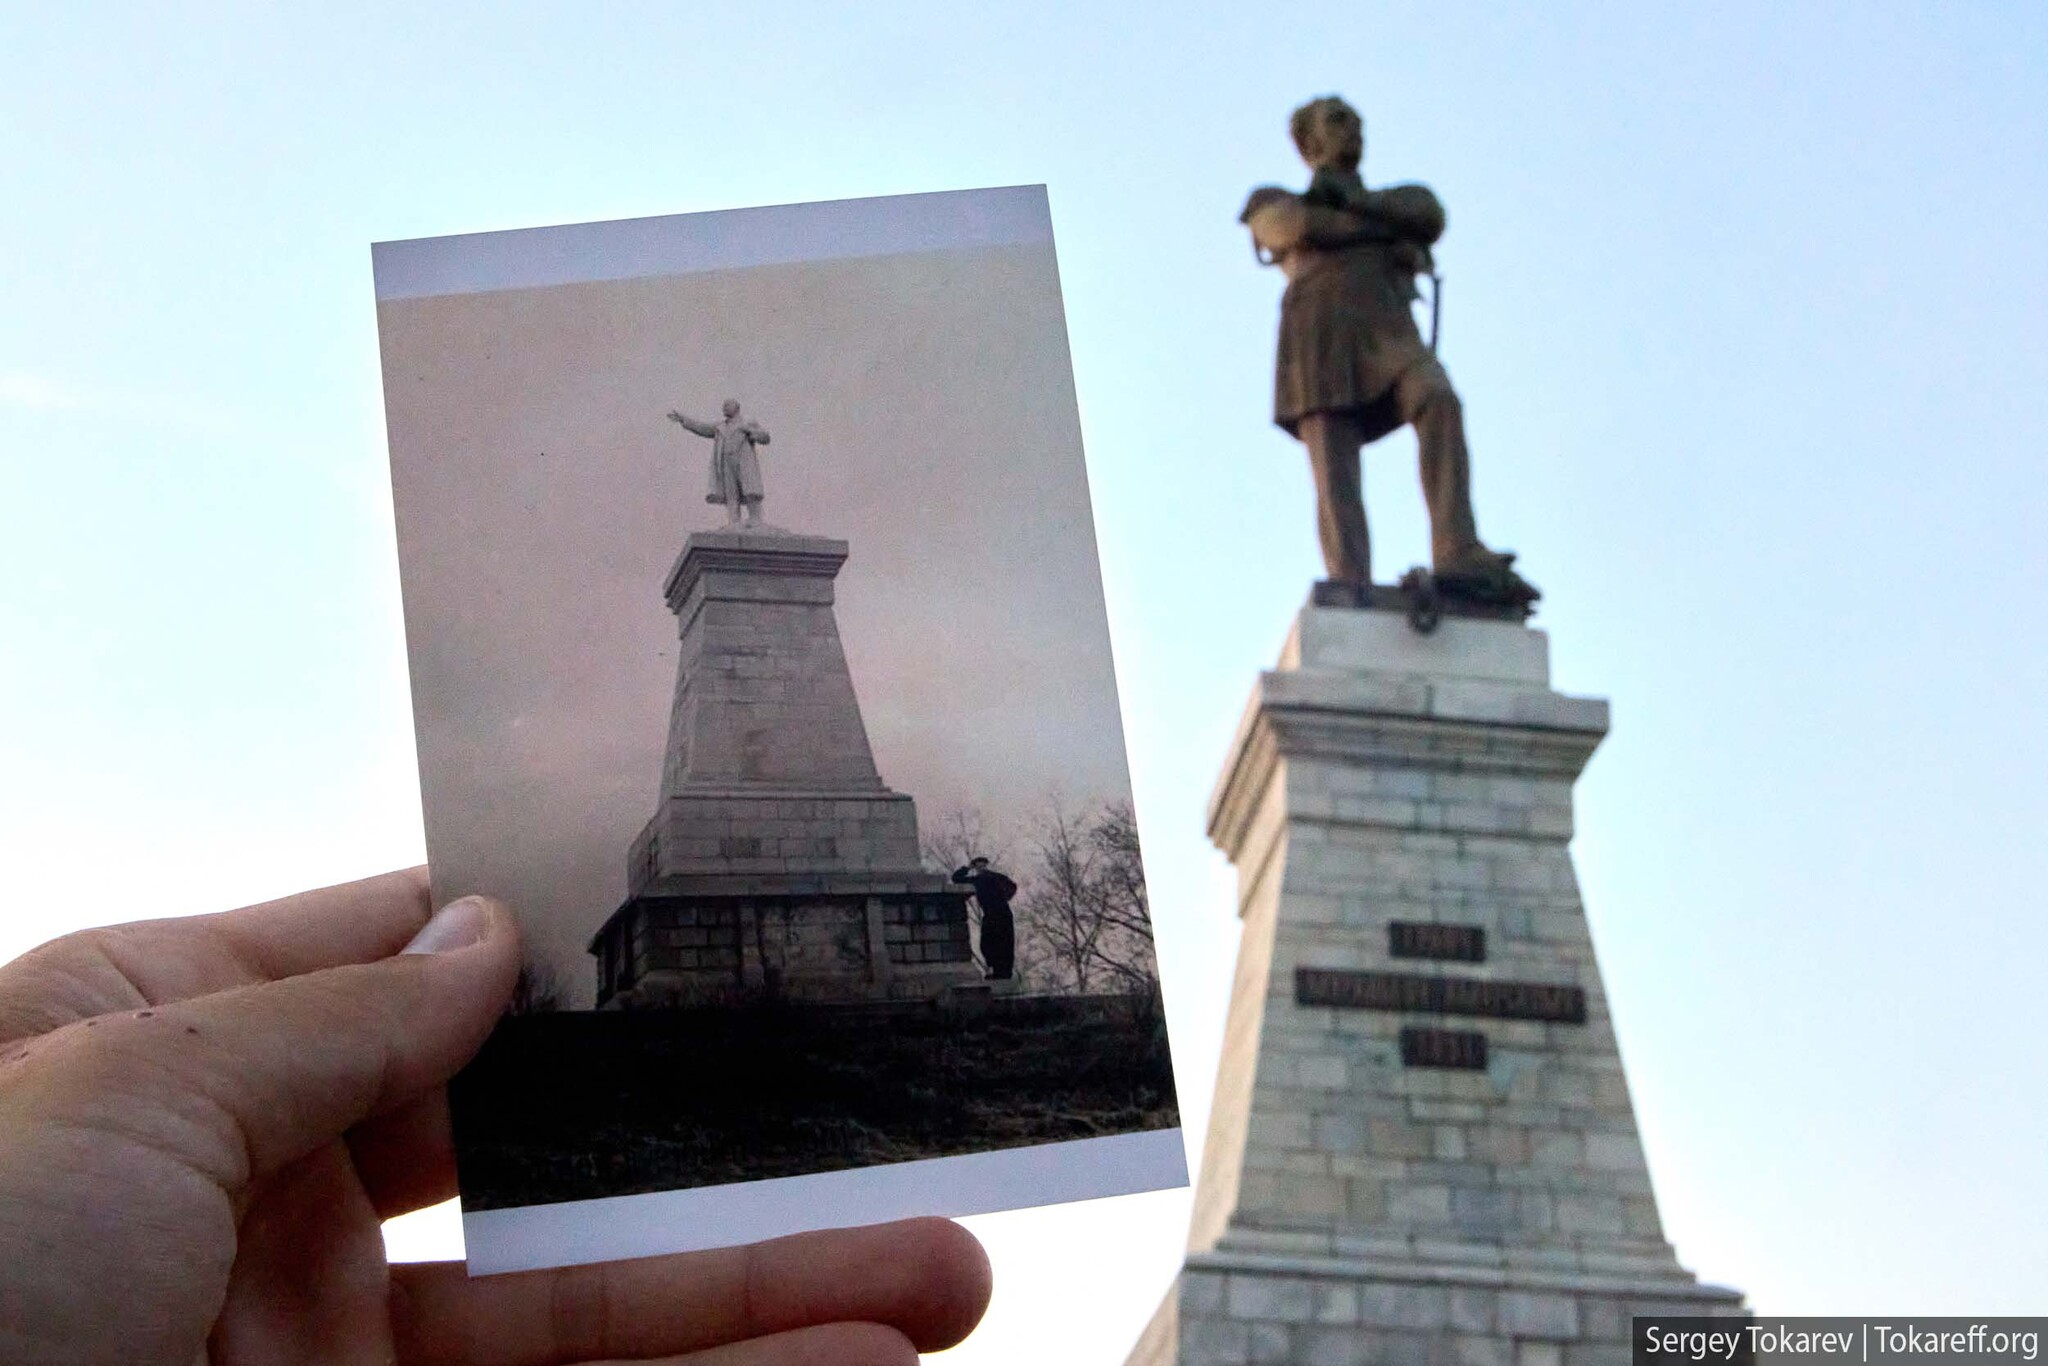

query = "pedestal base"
[1131, 600, 1742, 1364]
[1131, 1251, 1743, 1366]
[591, 878, 976, 1008]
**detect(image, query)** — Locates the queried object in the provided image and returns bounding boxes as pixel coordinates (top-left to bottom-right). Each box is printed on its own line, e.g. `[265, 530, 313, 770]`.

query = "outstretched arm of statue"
[667, 411, 716, 437]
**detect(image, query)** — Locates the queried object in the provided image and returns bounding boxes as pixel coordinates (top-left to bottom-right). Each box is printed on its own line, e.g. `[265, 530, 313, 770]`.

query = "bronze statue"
[667, 398, 771, 528]
[1243, 96, 1537, 612]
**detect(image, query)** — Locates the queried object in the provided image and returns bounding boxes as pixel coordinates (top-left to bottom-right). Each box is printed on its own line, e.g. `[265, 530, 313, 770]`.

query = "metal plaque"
[1296, 966, 1587, 1025]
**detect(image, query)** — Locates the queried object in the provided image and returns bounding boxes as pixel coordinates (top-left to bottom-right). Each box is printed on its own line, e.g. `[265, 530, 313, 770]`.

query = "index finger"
[0, 868, 433, 1042]
[210, 866, 435, 978]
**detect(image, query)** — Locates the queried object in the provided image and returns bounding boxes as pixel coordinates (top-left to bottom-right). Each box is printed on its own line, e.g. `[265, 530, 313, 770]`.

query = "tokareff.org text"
[1642, 1323, 2042, 1361]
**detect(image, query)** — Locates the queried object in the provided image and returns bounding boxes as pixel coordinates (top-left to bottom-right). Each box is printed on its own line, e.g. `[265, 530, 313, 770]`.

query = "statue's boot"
[1434, 544, 1541, 608]
[1310, 578, 1374, 609]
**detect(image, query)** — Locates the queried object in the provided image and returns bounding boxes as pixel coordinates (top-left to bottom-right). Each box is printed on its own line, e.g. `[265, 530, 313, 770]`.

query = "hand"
[0, 869, 992, 1365]
[667, 410, 685, 423]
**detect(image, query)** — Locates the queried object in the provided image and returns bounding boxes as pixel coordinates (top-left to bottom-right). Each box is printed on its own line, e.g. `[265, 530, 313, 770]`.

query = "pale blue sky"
[3, 3, 2045, 1360]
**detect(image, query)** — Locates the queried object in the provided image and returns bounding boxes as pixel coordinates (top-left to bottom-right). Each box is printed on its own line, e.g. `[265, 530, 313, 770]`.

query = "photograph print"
[372, 187, 1185, 1274]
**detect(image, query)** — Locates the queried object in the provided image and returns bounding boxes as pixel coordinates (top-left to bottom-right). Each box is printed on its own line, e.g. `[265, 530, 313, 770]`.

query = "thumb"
[22, 895, 522, 1198]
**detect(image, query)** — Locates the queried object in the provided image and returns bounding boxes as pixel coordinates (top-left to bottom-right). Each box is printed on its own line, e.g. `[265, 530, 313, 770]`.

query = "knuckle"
[0, 1008, 174, 1125]
[38, 1009, 174, 1092]
[0, 1005, 252, 1190]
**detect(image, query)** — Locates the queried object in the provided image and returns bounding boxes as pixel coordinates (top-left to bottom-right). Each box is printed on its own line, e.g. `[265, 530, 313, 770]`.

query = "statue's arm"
[1242, 183, 1447, 260]
[743, 422, 770, 446]
[1358, 184, 1446, 246]
[667, 411, 716, 437]
[1242, 187, 1304, 256]
[1242, 187, 1394, 256]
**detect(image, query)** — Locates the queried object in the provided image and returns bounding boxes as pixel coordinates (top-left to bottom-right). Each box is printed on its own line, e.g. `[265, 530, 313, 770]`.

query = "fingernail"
[403, 896, 492, 955]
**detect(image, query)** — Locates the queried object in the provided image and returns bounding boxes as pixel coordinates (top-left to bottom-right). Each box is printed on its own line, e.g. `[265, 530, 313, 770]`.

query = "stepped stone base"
[591, 879, 974, 1009]
[1130, 1252, 1741, 1366]
[1129, 602, 1743, 1364]
[591, 524, 978, 1007]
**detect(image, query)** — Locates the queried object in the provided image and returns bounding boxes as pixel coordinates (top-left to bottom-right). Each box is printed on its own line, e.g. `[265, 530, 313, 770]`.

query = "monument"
[589, 404, 977, 1006]
[1126, 102, 1743, 1364]
[668, 398, 775, 528]
[1240, 95, 1537, 616]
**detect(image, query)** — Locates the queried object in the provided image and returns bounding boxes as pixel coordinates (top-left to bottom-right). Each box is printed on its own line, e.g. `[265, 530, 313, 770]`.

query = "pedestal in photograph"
[591, 527, 976, 1007]
[1130, 602, 1743, 1366]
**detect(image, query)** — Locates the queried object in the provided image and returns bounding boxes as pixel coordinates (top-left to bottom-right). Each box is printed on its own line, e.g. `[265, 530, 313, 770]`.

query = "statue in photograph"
[952, 857, 1018, 981]
[667, 398, 771, 528]
[1242, 95, 1537, 611]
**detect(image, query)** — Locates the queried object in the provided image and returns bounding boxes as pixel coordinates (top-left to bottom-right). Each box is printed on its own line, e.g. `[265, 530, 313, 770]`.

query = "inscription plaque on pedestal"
[1388, 920, 1486, 961]
[1295, 965, 1589, 1024]
[1398, 1026, 1488, 1070]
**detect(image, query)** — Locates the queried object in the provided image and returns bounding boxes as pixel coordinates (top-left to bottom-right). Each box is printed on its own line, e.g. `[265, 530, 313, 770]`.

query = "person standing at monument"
[1242, 95, 1537, 609]
[667, 398, 772, 528]
[951, 857, 1017, 981]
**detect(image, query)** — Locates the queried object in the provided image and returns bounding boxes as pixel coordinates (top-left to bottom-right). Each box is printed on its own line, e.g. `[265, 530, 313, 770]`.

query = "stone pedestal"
[1129, 603, 1743, 1366]
[590, 527, 976, 1007]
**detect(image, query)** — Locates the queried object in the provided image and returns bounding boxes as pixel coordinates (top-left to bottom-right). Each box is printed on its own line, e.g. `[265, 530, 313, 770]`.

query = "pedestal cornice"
[663, 529, 851, 616]
[1208, 667, 1610, 865]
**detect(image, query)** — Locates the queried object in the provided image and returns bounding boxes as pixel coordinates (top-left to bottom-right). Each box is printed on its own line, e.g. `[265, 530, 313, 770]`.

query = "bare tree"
[920, 805, 1006, 878]
[1028, 800, 1110, 994]
[1085, 799, 1157, 992]
[1019, 797, 1158, 996]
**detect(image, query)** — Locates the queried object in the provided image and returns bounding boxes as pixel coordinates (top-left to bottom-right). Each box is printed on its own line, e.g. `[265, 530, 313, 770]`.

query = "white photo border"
[373, 184, 1053, 300]
[464, 1127, 1188, 1275]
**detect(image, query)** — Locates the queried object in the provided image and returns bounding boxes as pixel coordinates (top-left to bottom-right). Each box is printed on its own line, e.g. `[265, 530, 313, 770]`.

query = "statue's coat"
[1245, 183, 1445, 442]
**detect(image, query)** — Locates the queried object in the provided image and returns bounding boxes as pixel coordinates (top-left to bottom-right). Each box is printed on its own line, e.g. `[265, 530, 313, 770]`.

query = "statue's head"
[1290, 96, 1364, 172]
[970, 856, 990, 870]
[722, 398, 740, 419]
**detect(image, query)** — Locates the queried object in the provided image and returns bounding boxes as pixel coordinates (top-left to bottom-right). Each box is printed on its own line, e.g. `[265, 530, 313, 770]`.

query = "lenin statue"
[1243, 96, 1537, 611]
[667, 399, 772, 529]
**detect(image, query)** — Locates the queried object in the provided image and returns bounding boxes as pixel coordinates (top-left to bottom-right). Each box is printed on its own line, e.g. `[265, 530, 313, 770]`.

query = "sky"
[2, 3, 2045, 1361]
[378, 225, 1133, 1005]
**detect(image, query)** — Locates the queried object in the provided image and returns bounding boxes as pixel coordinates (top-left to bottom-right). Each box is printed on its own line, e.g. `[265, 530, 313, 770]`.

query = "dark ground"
[449, 994, 1180, 1209]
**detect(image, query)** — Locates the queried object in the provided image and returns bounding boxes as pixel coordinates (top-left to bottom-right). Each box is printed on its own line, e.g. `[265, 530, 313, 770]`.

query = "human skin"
[0, 868, 991, 1365]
